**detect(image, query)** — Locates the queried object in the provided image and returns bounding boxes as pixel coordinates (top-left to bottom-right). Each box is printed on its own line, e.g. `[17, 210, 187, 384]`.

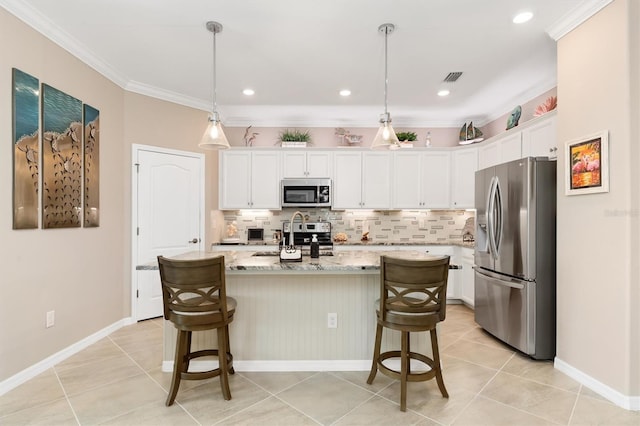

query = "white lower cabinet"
[459, 247, 474, 307]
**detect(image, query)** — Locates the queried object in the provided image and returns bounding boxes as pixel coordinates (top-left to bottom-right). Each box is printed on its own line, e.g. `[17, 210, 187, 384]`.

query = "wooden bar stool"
[158, 255, 236, 406]
[367, 255, 450, 411]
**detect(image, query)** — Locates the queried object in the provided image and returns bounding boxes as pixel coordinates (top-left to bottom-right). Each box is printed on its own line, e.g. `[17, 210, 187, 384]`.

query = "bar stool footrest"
[377, 350, 438, 382]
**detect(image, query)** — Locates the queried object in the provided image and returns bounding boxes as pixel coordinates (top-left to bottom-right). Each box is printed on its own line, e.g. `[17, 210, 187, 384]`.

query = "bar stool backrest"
[379, 255, 450, 327]
[158, 255, 231, 330]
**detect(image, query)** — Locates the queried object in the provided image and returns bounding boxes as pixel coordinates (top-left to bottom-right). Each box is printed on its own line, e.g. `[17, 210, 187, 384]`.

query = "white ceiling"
[2, 0, 609, 127]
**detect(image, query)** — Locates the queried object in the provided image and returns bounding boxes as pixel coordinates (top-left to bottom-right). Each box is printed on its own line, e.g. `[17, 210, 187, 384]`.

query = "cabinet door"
[499, 132, 522, 164]
[333, 152, 363, 209]
[393, 152, 422, 208]
[251, 151, 281, 209]
[306, 151, 333, 178]
[460, 248, 475, 306]
[282, 151, 307, 178]
[421, 152, 451, 208]
[522, 114, 557, 159]
[451, 148, 478, 208]
[362, 152, 391, 209]
[478, 142, 499, 170]
[219, 151, 251, 209]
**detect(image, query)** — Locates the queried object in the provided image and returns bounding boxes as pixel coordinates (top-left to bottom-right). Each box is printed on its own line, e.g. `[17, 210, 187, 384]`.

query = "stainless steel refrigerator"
[474, 157, 556, 360]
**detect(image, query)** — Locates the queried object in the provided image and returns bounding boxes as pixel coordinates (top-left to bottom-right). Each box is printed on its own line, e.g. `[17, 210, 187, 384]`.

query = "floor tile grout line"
[51, 366, 81, 426]
[566, 384, 583, 426]
[106, 333, 205, 425]
[474, 393, 567, 425]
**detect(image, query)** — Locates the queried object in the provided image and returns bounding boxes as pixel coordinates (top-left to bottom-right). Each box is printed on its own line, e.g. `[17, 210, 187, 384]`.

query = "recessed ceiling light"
[437, 89, 450, 97]
[513, 11, 533, 24]
[339, 89, 351, 97]
[243, 88, 255, 96]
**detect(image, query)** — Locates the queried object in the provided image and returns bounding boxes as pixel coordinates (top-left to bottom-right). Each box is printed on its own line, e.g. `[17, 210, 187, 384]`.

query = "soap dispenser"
[310, 234, 320, 258]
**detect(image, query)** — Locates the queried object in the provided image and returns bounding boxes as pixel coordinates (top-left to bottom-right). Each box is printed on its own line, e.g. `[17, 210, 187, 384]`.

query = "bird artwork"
[243, 125, 259, 146]
[506, 105, 522, 130]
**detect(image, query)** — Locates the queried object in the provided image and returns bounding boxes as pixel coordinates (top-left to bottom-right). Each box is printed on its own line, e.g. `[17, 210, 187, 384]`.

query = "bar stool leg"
[217, 327, 232, 400]
[367, 323, 383, 384]
[166, 329, 189, 406]
[225, 324, 235, 374]
[430, 328, 449, 398]
[400, 330, 409, 412]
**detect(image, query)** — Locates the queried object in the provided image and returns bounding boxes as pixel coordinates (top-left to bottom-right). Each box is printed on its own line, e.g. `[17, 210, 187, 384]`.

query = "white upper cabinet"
[521, 112, 557, 159]
[219, 150, 281, 209]
[478, 132, 522, 170]
[451, 147, 478, 208]
[333, 151, 391, 209]
[393, 151, 451, 209]
[282, 150, 333, 178]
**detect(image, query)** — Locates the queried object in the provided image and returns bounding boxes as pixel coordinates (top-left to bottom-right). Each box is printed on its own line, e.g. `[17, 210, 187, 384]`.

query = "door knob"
[189, 238, 199, 244]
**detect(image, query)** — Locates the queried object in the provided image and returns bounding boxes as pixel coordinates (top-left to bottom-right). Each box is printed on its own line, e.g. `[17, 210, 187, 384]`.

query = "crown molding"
[0, 0, 129, 87]
[546, 0, 613, 41]
[125, 80, 211, 111]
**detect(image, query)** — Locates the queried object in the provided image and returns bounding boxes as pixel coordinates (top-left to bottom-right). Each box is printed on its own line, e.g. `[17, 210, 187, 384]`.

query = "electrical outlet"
[327, 312, 337, 328]
[46, 310, 55, 328]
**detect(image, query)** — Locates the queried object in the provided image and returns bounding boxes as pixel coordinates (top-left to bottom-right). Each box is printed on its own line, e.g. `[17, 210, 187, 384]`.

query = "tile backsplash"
[213, 208, 475, 244]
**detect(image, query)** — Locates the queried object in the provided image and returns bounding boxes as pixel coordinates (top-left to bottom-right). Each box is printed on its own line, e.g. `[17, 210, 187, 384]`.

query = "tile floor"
[1, 305, 638, 425]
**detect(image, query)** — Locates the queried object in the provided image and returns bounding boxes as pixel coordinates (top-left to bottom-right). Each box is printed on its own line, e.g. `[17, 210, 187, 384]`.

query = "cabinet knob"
[188, 238, 199, 244]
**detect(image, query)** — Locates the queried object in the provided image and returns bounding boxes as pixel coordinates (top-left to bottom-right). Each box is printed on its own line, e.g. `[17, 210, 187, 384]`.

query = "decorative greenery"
[395, 131, 417, 142]
[279, 129, 311, 142]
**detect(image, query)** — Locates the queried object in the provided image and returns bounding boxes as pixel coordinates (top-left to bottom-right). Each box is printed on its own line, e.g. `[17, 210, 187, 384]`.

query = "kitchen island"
[143, 249, 449, 372]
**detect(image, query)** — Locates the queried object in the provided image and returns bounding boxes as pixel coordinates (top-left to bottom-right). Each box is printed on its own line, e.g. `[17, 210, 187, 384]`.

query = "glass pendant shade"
[371, 113, 399, 150]
[200, 21, 230, 150]
[199, 113, 230, 149]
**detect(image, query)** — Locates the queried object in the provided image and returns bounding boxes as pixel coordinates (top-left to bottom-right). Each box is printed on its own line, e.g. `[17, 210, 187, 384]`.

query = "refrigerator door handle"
[493, 177, 503, 255]
[473, 267, 525, 290]
[487, 177, 499, 259]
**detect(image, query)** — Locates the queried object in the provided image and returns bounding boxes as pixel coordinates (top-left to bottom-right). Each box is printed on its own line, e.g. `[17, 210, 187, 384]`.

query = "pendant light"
[199, 21, 230, 150]
[371, 23, 400, 150]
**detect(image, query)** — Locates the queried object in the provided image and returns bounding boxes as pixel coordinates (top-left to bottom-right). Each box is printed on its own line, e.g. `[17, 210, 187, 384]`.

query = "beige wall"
[0, 9, 127, 380]
[557, 0, 639, 397]
[123, 92, 220, 245]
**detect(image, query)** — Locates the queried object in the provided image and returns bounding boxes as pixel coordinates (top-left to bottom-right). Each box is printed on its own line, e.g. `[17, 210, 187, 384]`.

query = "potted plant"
[395, 131, 417, 142]
[279, 129, 311, 147]
[395, 131, 417, 148]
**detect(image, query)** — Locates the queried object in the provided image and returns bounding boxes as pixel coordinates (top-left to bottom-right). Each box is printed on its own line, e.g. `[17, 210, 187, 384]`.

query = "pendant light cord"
[212, 28, 217, 115]
[383, 25, 388, 116]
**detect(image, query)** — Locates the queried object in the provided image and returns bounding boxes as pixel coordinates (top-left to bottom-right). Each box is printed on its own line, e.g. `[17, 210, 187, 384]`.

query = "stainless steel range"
[282, 221, 333, 254]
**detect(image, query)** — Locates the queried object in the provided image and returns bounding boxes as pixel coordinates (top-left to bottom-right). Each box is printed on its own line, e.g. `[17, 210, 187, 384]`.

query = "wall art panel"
[42, 84, 82, 229]
[83, 104, 100, 227]
[12, 68, 40, 229]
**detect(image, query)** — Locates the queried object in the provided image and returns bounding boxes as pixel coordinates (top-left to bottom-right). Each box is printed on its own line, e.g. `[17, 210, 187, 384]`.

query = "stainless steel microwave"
[281, 178, 331, 207]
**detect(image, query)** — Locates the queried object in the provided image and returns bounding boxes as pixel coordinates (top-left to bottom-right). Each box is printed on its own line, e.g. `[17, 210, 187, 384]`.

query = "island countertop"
[138, 249, 454, 274]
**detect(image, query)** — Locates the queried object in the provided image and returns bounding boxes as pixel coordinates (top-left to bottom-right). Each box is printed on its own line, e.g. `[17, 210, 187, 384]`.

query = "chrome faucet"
[287, 210, 306, 248]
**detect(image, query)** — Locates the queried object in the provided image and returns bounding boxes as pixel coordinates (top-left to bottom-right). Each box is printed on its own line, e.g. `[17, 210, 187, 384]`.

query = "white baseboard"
[0, 317, 133, 397]
[162, 359, 372, 373]
[554, 357, 640, 411]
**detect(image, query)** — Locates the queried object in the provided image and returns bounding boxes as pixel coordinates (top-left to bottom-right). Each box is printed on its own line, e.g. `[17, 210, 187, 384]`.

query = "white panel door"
[306, 151, 333, 178]
[282, 151, 307, 178]
[250, 151, 281, 209]
[498, 132, 522, 164]
[135, 148, 203, 320]
[522, 114, 557, 158]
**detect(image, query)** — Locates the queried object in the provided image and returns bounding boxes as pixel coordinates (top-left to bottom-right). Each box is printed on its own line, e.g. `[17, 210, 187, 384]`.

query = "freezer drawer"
[474, 269, 535, 355]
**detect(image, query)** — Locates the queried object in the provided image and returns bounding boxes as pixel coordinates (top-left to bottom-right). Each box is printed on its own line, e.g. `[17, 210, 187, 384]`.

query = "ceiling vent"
[443, 72, 463, 82]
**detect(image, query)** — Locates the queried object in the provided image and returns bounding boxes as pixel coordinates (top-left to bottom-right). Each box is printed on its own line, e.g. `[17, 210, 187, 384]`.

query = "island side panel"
[162, 272, 434, 369]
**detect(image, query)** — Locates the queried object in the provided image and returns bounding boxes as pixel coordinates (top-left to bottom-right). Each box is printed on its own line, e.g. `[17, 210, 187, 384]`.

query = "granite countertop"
[138, 250, 460, 273]
[214, 241, 475, 249]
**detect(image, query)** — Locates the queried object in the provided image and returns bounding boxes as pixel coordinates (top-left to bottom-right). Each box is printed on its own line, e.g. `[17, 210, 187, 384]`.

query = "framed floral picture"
[565, 130, 609, 195]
